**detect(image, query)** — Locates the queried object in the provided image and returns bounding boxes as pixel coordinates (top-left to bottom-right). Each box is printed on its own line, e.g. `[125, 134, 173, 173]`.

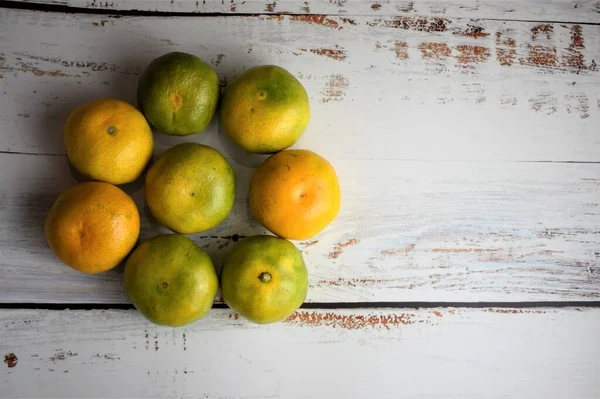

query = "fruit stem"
[258, 272, 272, 283]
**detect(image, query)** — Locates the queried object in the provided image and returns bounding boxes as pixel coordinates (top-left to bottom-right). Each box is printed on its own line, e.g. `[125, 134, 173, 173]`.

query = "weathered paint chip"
[290, 15, 340, 30]
[569, 25, 585, 50]
[453, 24, 489, 38]
[393, 41, 409, 60]
[563, 25, 596, 71]
[212, 54, 225, 67]
[328, 238, 359, 259]
[455, 45, 491, 65]
[92, 353, 121, 360]
[487, 308, 549, 314]
[303, 46, 347, 61]
[565, 93, 590, 118]
[381, 244, 415, 256]
[317, 277, 385, 287]
[321, 73, 349, 103]
[418, 42, 451, 60]
[531, 24, 554, 40]
[432, 247, 499, 253]
[530, 94, 558, 115]
[49, 350, 78, 362]
[495, 31, 517, 66]
[0, 61, 72, 78]
[339, 17, 357, 26]
[264, 1, 276, 12]
[266, 14, 283, 21]
[4, 353, 17, 368]
[523, 45, 558, 68]
[397, 1, 414, 12]
[285, 311, 417, 329]
[367, 16, 448, 32]
[92, 20, 109, 27]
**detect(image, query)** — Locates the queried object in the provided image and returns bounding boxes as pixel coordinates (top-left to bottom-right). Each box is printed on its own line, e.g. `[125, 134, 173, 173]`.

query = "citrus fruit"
[145, 143, 235, 234]
[249, 150, 341, 240]
[137, 52, 219, 136]
[64, 98, 153, 185]
[220, 65, 310, 153]
[221, 235, 308, 324]
[124, 234, 218, 327]
[44, 181, 140, 274]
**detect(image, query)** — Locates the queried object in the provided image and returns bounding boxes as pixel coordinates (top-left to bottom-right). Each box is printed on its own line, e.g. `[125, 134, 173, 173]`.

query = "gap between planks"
[2, 301, 600, 310]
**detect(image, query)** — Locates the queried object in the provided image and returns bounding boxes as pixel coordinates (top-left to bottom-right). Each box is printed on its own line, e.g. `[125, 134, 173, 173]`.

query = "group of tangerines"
[44, 52, 341, 327]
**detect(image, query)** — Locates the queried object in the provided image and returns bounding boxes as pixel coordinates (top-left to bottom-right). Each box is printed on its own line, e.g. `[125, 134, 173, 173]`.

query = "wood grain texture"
[8, 0, 600, 23]
[0, 8, 599, 303]
[1, 9, 599, 161]
[2, 307, 600, 398]
[1, 151, 599, 303]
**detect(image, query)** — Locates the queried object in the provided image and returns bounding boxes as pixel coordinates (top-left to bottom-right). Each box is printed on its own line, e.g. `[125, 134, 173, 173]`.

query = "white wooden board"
[1, 4, 599, 398]
[1, 152, 599, 303]
[1, 9, 599, 161]
[9, 0, 600, 23]
[0, 8, 599, 304]
[1, 307, 599, 398]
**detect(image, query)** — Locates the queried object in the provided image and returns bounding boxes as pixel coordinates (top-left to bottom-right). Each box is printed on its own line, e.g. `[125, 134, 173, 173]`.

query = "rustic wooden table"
[1, 1, 599, 397]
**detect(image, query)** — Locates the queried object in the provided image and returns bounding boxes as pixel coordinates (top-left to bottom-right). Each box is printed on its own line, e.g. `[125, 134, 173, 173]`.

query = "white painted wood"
[0, 8, 599, 303]
[1, 151, 599, 303]
[1, 6, 597, 398]
[1, 307, 599, 398]
[1, 9, 599, 161]
[9, 0, 600, 23]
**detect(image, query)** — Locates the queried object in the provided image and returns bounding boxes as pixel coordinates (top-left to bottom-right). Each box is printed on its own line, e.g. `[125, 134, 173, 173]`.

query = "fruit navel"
[259, 272, 272, 283]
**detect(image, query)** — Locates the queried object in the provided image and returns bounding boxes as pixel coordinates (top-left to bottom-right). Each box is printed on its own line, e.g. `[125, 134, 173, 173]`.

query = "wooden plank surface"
[2, 4, 599, 398]
[9, 0, 600, 23]
[0, 8, 599, 303]
[2, 307, 599, 398]
[1, 152, 599, 303]
[1, 9, 599, 161]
